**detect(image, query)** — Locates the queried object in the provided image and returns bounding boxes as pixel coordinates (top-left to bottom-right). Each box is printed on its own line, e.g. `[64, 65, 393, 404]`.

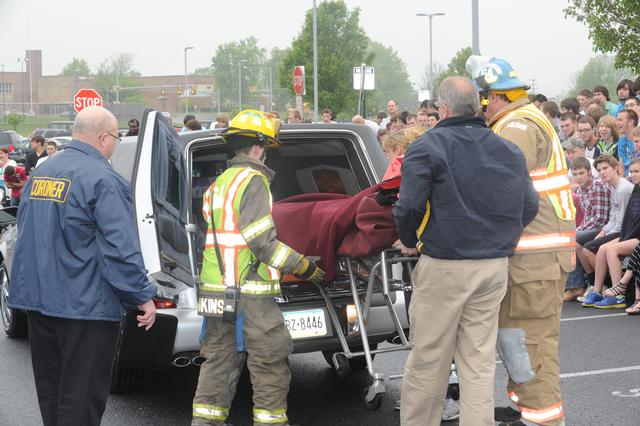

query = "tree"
[367, 41, 416, 113]
[93, 53, 142, 103]
[209, 37, 267, 110]
[565, 1, 640, 73]
[279, 1, 370, 118]
[7, 113, 24, 131]
[432, 47, 473, 96]
[564, 55, 634, 99]
[60, 58, 91, 77]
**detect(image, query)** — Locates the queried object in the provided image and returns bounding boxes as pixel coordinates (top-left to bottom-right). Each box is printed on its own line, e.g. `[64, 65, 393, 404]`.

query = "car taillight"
[153, 298, 177, 309]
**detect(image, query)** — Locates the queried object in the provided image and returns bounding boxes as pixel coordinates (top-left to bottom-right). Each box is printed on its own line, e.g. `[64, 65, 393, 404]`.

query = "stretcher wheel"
[363, 386, 383, 410]
[333, 353, 350, 379]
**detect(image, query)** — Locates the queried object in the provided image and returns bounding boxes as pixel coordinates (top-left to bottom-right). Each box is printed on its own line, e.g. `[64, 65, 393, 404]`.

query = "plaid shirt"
[576, 177, 611, 231]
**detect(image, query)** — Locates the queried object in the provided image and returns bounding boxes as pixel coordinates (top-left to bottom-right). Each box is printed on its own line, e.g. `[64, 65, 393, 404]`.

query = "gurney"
[273, 178, 418, 408]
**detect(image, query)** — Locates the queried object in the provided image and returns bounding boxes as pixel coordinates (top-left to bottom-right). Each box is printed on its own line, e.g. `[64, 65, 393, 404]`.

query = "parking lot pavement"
[1, 301, 639, 425]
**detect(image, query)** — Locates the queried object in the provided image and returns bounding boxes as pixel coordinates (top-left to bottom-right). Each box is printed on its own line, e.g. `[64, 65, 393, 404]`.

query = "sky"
[0, 0, 597, 99]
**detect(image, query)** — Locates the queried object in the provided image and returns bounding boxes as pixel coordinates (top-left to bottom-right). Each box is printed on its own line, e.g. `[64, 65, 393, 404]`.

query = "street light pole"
[238, 59, 247, 110]
[0, 64, 5, 126]
[416, 12, 445, 99]
[312, 0, 319, 122]
[472, 0, 480, 55]
[184, 46, 194, 115]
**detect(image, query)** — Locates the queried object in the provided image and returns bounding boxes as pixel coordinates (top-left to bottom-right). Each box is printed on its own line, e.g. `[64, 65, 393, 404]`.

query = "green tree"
[7, 112, 24, 131]
[280, 0, 370, 118]
[94, 53, 142, 103]
[60, 58, 92, 77]
[367, 41, 416, 113]
[565, 1, 640, 73]
[433, 47, 473, 95]
[564, 55, 634, 99]
[209, 37, 267, 110]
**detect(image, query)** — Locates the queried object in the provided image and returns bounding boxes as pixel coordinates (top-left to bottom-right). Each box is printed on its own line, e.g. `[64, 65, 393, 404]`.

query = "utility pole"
[416, 12, 445, 99]
[184, 46, 194, 115]
[530, 79, 537, 95]
[238, 59, 247, 110]
[472, 0, 480, 55]
[312, 0, 319, 122]
[0, 65, 6, 126]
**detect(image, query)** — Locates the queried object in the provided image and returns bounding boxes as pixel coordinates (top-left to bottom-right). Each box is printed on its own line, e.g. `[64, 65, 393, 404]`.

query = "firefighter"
[191, 109, 325, 426]
[468, 57, 575, 426]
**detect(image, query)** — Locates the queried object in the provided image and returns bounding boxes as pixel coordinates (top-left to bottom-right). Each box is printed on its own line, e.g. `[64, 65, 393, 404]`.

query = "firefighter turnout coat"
[490, 98, 576, 426]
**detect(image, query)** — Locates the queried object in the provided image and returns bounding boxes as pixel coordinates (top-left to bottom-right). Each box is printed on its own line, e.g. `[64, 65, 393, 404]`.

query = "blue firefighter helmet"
[467, 56, 529, 93]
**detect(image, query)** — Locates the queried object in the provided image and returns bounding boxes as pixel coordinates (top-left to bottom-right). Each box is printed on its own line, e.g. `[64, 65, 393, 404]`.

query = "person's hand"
[596, 230, 605, 239]
[136, 300, 157, 331]
[393, 239, 419, 256]
[294, 257, 326, 283]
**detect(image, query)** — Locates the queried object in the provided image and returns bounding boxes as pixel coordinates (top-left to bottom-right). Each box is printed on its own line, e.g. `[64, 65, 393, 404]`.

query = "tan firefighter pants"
[192, 297, 293, 426]
[499, 273, 566, 426]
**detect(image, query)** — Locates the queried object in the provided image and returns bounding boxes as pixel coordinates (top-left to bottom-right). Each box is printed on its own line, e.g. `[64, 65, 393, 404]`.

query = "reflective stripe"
[270, 244, 290, 269]
[508, 391, 518, 403]
[192, 404, 229, 421]
[201, 282, 227, 292]
[253, 408, 288, 424]
[224, 247, 236, 287]
[266, 265, 280, 280]
[242, 215, 273, 242]
[520, 402, 564, 423]
[516, 232, 576, 251]
[241, 281, 281, 295]
[531, 174, 571, 193]
[205, 231, 248, 248]
[223, 168, 252, 231]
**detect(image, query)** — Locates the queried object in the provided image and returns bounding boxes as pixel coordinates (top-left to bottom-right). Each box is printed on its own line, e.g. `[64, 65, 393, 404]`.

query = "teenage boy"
[577, 116, 600, 159]
[565, 157, 611, 300]
[617, 109, 639, 175]
[579, 155, 634, 305]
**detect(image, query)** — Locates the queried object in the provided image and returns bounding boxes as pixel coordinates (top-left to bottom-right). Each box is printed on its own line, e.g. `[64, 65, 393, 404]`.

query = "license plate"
[283, 308, 328, 339]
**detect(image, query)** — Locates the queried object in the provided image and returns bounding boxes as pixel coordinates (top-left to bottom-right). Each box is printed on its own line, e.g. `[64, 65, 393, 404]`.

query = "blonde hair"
[403, 125, 426, 143]
[598, 115, 619, 141]
[382, 126, 426, 154]
[631, 125, 640, 138]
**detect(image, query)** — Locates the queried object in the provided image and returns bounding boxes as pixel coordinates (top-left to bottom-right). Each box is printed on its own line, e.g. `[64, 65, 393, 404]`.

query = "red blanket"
[272, 178, 400, 280]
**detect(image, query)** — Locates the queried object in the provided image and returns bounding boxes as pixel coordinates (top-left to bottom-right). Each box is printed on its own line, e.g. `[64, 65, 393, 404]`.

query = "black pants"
[27, 311, 120, 426]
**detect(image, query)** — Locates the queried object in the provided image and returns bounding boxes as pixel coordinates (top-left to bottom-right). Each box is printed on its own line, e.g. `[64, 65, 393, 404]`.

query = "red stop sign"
[74, 89, 103, 113]
[292, 66, 305, 96]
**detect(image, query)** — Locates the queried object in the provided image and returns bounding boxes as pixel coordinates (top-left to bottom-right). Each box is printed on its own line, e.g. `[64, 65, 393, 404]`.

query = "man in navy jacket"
[9, 106, 157, 425]
[394, 77, 538, 426]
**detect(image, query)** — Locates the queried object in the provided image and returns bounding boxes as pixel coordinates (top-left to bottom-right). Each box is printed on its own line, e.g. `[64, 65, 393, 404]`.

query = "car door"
[132, 109, 195, 283]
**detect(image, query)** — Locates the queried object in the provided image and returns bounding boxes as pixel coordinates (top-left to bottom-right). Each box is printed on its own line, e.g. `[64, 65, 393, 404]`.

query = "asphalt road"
[1, 302, 639, 425]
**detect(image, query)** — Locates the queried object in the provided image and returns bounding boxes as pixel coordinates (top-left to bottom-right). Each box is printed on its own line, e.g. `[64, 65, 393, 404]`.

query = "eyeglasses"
[577, 128, 593, 133]
[104, 132, 122, 145]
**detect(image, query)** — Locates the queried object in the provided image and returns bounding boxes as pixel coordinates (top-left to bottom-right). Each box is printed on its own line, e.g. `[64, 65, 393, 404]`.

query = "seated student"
[564, 157, 611, 301]
[608, 241, 640, 314]
[580, 155, 634, 306]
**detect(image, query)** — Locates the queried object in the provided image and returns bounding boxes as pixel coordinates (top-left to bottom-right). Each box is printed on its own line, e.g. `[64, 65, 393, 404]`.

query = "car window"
[0, 133, 12, 145]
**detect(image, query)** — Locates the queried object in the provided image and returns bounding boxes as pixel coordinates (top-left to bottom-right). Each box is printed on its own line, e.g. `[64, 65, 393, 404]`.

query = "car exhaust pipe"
[172, 355, 192, 368]
[192, 356, 206, 367]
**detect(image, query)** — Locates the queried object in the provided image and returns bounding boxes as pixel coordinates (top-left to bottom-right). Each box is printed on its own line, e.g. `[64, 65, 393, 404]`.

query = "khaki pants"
[192, 297, 293, 426]
[499, 274, 566, 426]
[401, 255, 508, 426]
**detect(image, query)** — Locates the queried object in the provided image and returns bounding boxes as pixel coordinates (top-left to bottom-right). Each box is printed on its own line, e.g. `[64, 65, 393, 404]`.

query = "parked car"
[0, 109, 408, 393]
[30, 128, 71, 139]
[0, 131, 28, 163]
[47, 121, 74, 132]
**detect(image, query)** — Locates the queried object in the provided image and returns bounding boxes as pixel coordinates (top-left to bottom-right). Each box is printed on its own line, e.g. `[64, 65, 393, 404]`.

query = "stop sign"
[292, 66, 305, 96]
[74, 89, 103, 113]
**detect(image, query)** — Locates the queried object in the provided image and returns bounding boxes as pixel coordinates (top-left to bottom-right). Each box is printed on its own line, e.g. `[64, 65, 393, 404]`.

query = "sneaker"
[394, 399, 400, 411]
[594, 295, 626, 309]
[441, 398, 460, 421]
[581, 291, 603, 307]
[577, 285, 594, 303]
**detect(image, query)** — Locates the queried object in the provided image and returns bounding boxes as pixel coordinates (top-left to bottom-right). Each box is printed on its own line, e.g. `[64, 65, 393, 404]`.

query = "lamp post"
[0, 64, 5, 125]
[312, 0, 319, 122]
[184, 46, 194, 115]
[17, 58, 25, 116]
[416, 12, 445, 99]
[238, 59, 247, 110]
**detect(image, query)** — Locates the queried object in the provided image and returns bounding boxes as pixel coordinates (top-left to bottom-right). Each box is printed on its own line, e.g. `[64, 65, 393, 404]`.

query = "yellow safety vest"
[492, 104, 576, 252]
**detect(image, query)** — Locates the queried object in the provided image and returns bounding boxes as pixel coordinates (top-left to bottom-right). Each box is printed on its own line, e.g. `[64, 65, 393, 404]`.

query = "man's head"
[420, 100, 438, 114]
[585, 101, 605, 124]
[468, 56, 529, 120]
[287, 109, 302, 124]
[351, 115, 365, 125]
[221, 109, 280, 163]
[598, 115, 619, 142]
[617, 79, 635, 102]
[375, 111, 387, 125]
[387, 100, 398, 115]
[4, 165, 15, 177]
[541, 101, 560, 121]
[427, 112, 440, 128]
[592, 85, 610, 103]
[624, 97, 640, 118]
[416, 111, 428, 129]
[532, 94, 548, 109]
[182, 114, 196, 126]
[563, 137, 586, 162]
[45, 141, 58, 157]
[559, 111, 578, 139]
[570, 156, 592, 188]
[127, 118, 140, 136]
[185, 119, 202, 131]
[560, 98, 580, 115]
[406, 113, 417, 126]
[594, 154, 620, 183]
[437, 77, 480, 120]
[577, 89, 592, 110]
[322, 108, 333, 123]
[617, 109, 639, 137]
[31, 135, 45, 151]
[577, 116, 597, 146]
[72, 106, 120, 159]
[215, 113, 229, 129]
